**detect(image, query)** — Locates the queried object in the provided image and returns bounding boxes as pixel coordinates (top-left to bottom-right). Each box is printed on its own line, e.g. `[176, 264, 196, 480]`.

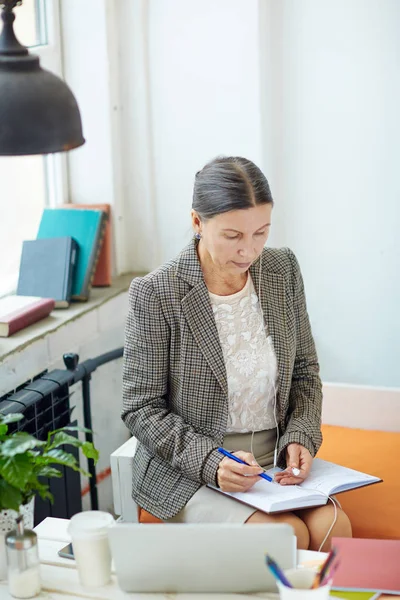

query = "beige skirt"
[166, 429, 277, 523]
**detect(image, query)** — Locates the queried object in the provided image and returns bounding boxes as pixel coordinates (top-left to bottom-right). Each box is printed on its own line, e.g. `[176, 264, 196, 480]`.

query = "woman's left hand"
[274, 443, 313, 485]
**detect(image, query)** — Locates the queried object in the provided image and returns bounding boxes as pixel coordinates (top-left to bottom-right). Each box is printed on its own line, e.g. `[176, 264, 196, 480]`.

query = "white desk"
[0, 518, 325, 600]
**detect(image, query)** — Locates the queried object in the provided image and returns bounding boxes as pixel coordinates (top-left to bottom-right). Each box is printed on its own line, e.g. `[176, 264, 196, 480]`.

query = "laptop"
[108, 522, 296, 593]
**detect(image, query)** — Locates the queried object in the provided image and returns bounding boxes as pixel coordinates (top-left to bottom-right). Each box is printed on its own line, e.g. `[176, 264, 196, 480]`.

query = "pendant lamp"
[0, 0, 85, 156]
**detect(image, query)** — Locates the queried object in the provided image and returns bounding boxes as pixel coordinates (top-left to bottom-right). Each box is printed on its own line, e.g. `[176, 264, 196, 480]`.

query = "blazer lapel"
[181, 283, 228, 397]
[176, 240, 228, 397]
[250, 255, 290, 411]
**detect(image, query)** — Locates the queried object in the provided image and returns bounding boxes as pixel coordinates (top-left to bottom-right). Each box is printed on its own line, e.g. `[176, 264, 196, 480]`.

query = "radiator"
[0, 348, 123, 525]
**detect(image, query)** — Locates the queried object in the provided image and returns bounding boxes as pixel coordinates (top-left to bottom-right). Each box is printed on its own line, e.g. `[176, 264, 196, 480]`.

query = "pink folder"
[331, 537, 400, 594]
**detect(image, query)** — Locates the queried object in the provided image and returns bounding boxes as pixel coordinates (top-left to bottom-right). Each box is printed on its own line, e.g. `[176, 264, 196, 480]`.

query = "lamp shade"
[0, 5, 85, 156]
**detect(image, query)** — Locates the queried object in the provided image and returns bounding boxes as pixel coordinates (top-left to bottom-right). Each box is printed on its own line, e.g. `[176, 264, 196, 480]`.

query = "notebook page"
[211, 477, 319, 512]
[299, 458, 380, 495]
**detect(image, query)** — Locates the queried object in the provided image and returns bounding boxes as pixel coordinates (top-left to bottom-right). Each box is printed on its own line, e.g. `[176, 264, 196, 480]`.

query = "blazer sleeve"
[121, 276, 221, 485]
[277, 249, 323, 463]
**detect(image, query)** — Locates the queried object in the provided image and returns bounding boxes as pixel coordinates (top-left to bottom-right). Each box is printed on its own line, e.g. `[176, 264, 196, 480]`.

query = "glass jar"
[5, 517, 41, 599]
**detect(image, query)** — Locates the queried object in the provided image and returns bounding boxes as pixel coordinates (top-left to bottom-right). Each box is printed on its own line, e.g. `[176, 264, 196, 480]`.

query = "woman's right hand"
[216, 451, 264, 492]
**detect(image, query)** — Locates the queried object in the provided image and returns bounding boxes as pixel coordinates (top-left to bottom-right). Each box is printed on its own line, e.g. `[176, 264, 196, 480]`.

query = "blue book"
[37, 208, 106, 301]
[17, 237, 78, 308]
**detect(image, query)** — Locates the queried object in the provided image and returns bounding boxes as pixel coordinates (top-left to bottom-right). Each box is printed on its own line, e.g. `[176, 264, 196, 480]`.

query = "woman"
[122, 156, 352, 550]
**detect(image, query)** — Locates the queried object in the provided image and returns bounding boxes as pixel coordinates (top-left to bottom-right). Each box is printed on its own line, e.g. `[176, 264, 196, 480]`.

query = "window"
[0, 0, 65, 297]
[0, 156, 47, 294]
[14, 0, 47, 47]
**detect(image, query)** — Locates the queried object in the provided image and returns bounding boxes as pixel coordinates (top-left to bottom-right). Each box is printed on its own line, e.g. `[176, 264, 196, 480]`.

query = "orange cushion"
[139, 425, 400, 535]
[138, 507, 162, 524]
[318, 424, 400, 539]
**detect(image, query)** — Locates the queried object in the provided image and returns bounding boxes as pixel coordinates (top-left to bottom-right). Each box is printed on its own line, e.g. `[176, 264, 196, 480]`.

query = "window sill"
[0, 273, 142, 363]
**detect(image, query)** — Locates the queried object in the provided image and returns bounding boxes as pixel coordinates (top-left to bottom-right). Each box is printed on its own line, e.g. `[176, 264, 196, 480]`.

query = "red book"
[0, 296, 55, 337]
[61, 203, 112, 286]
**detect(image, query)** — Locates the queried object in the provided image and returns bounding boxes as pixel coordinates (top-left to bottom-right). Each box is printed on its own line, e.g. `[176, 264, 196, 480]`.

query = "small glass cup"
[5, 526, 41, 599]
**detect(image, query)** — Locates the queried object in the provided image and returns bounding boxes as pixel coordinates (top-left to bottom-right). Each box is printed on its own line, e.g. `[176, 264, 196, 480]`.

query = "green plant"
[0, 413, 99, 512]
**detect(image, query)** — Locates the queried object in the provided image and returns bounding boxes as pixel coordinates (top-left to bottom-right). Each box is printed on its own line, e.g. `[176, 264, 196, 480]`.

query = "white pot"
[0, 498, 35, 581]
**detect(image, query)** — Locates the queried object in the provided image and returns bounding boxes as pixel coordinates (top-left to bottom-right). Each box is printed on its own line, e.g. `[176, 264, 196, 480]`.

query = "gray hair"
[192, 156, 273, 220]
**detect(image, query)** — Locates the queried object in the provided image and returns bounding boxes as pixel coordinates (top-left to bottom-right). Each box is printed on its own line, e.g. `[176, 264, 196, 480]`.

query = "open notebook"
[210, 458, 381, 513]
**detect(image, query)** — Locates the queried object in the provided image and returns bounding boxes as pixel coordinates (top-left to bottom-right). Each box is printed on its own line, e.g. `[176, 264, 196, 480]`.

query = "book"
[37, 208, 107, 301]
[61, 203, 112, 286]
[17, 237, 78, 308]
[209, 458, 382, 513]
[331, 537, 400, 594]
[0, 295, 55, 337]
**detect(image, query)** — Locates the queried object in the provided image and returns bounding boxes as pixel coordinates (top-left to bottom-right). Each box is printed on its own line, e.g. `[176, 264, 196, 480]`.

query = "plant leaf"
[48, 425, 92, 437]
[77, 467, 91, 478]
[0, 413, 24, 425]
[47, 432, 85, 451]
[20, 475, 53, 505]
[0, 479, 22, 512]
[42, 449, 79, 469]
[34, 466, 63, 479]
[0, 454, 33, 488]
[1, 433, 45, 456]
[31, 481, 53, 503]
[0, 424, 8, 437]
[82, 442, 99, 463]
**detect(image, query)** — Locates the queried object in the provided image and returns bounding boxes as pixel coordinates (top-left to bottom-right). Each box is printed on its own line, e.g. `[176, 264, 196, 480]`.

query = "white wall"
[262, 0, 400, 387]
[116, 0, 264, 270]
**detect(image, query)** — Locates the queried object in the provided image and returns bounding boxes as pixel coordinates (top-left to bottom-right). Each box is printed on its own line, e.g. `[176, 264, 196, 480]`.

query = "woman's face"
[193, 203, 272, 274]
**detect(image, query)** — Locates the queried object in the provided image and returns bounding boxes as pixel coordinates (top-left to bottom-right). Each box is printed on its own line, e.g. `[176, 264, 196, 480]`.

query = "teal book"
[37, 208, 106, 301]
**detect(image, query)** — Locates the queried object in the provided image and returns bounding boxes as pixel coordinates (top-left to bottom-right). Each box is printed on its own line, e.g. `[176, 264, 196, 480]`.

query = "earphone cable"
[252, 248, 338, 552]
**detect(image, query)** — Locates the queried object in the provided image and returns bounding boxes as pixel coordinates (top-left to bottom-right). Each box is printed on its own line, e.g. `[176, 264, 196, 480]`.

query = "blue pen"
[265, 555, 293, 588]
[217, 447, 273, 482]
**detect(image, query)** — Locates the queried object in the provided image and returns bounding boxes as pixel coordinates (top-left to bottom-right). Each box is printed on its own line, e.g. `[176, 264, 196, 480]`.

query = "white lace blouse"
[209, 274, 278, 433]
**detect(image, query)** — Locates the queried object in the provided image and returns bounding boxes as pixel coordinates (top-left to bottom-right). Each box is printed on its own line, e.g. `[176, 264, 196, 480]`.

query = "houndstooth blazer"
[122, 240, 323, 520]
